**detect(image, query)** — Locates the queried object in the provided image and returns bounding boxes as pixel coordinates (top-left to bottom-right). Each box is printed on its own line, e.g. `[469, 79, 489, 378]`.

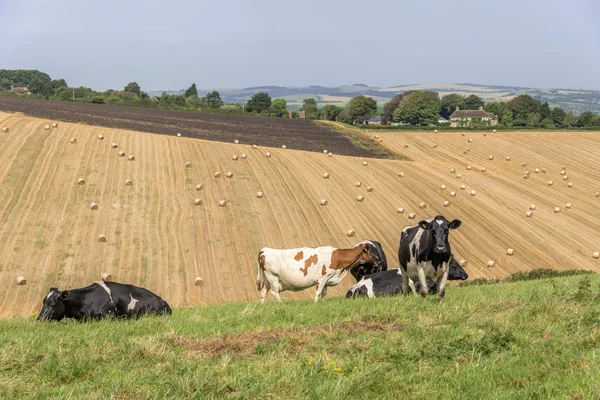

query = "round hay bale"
[195, 277, 204, 287]
[450, 191, 456, 197]
[232, 155, 239, 161]
[194, 198, 202, 205]
[320, 199, 328, 206]
[465, 147, 470, 152]
[366, 186, 374, 192]
[593, 252, 600, 259]
[596, 192, 600, 198]
[530, 204, 536, 210]
[408, 213, 416, 219]
[461, 133, 466, 137]
[523, 174, 529, 179]
[70, 137, 77, 143]
[460, 184, 466, 190]
[565, 202, 572, 209]
[252, 144, 258, 149]
[328, 152, 333, 157]
[560, 170, 566, 176]
[521, 162, 527, 167]
[185, 162, 192, 168]
[242, 154, 247, 159]
[541, 168, 547, 173]
[524, 171, 530, 176]
[128, 155, 135, 161]
[196, 184, 203, 190]
[265, 152, 271, 158]
[323, 150, 328, 154]
[561, 166, 567, 170]
[2, 127, 9, 132]
[101, 272, 112, 281]
[77, 178, 85, 185]
[281, 145, 287, 149]
[568, 182, 573, 187]
[98, 134, 104, 140]
[450, 168, 456, 174]
[483, 133, 487, 137]
[51, 123, 58, 128]
[45, 125, 51, 130]
[357, 195, 365, 202]
[226, 172, 233, 178]
[481, 167, 487, 172]
[98, 234, 107, 242]
[111, 143, 118, 148]
[347, 230, 356, 237]
[471, 190, 477, 196]
[493, 129, 497, 133]
[487, 260, 495, 268]
[16, 276, 26, 285]
[554, 207, 561, 213]
[432, 144, 438, 148]
[355, 181, 361, 187]
[403, 144, 409, 148]
[125, 180, 132, 186]
[443, 200, 450, 207]
[419, 202, 427, 209]
[456, 174, 462, 178]
[219, 200, 227, 207]
[441, 184, 446, 190]
[118, 151, 125, 157]
[234, 139, 240, 144]
[468, 138, 473, 143]
[398, 172, 405, 177]
[177, 133, 182, 137]
[397, 207, 405, 214]
[362, 161, 368, 166]
[459, 259, 467, 267]
[548, 181, 554, 186]
[434, 129, 438, 133]
[214, 172, 221, 178]
[257, 192, 264, 198]
[526, 211, 533, 217]
[506, 156, 511, 161]
[322, 173, 329, 179]
[563, 176, 569, 181]
[507, 248, 514, 256]
[489, 155, 494, 160]
[466, 165, 472, 170]
[374, 135, 379, 139]
[90, 202, 99, 210]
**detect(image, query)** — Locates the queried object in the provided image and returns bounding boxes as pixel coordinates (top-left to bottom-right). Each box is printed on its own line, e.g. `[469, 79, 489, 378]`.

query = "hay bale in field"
[523, 174, 529, 179]
[471, 190, 477, 196]
[450, 168, 456, 174]
[565, 202, 572, 209]
[101, 272, 112, 282]
[456, 173, 462, 178]
[323, 150, 328, 154]
[548, 180, 554, 186]
[195, 184, 203, 191]
[521, 162, 527, 167]
[408, 213, 416, 219]
[468, 138, 473, 143]
[541, 168, 546, 173]
[526, 211, 533, 217]
[397, 207, 404, 214]
[70, 138, 77, 143]
[441, 184, 446, 190]
[459, 259, 467, 267]
[596, 192, 600, 198]
[460, 184, 466, 190]
[464, 147, 470, 152]
[98, 134, 104, 140]
[111, 143, 117, 148]
[560, 170, 566, 176]
[125, 180, 132, 186]
[328, 152, 333, 157]
[347, 230, 355, 237]
[194, 198, 202, 205]
[252, 144, 258, 149]
[219, 200, 227, 207]
[563, 176, 569, 181]
[534, 168, 539, 173]
[568, 182, 573, 187]
[320, 199, 328, 206]
[507, 248, 514, 256]
[530, 204, 536, 210]
[432, 144, 438, 148]
[362, 161, 368, 166]
[367, 186, 374, 192]
[128, 155, 135, 161]
[443, 200, 450, 207]
[77, 178, 85, 185]
[98, 234, 107, 242]
[461, 133, 465, 137]
[434, 129, 438, 133]
[355, 181, 361, 187]
[195, 277, 204, 287]
[257, 192, 264, 198]
[45, 125, 50, 130]
[506, 156, 511, 161]
[16, 276, 26, 285]
[450, 191, 456, 197]
[214, 172, 221, 178]
[483, 133, 487, 137]
[241, 154, 247, 159]
[357, 195, 364, 202]
[226, 172, 233, 178]
[488, 155, 494, 160]
[282, 145, 287, 149]
[52, 123, 58, 128]
[185, 162, 192, 168]
[554, 207, 561, 213]
[487, 260, 495, 268]
[177, 133, 182, 137]
[2, 127, 9, 132]
[265, 152, 271, 157]
[398, 172, 405, 177]
[234, 140, 240, 144]
[466, 165, 472, 171]
[322, 173, 329, 179]
[593, 252, 600, 259]
[232, 155, 239, 161]
[493, 129, 497, 133]
[90, 203, 98, 210]
[118, 151, 125, 157]
[419, 202, 427, 209]
[481, 167, 487, 172]
[403, 144, 409, 148]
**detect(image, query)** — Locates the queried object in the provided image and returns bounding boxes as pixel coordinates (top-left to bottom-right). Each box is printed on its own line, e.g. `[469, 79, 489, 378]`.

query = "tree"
[484, 102, 503, 119]
[185, 83, 198, 98]
[504, 95, 540, 126]
[28, 76, 46, 95]
[245, 92, 271, 113]
[578, 111, 599, 127]
[124, 82, 141, 96]
[319, 105, 343, 121]
[346, 96, 379, 124]
[291, 110, 300, 119]
[204, 91, 223, 108]
[336, 109, 352, 124]
[0, 78, 11, 91]
[392, 91, 441, 126]
[186, 96, 205, 109]
[382, 92, 409, 124]
[269, 98, 288, 118]
[501, 110, 513, 127]
[563, 112, 576, 128]
[301, 98, 318, 120]
[526, 112, 541, 127]
[462, 94, 484, 110]
[539, 102, 551, 121]
[440, 94, 465, 119]
[551, 107, 566, 127]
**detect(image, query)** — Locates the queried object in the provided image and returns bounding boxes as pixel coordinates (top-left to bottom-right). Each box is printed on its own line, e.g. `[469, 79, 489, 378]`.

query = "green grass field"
[1, 274, 600, 399]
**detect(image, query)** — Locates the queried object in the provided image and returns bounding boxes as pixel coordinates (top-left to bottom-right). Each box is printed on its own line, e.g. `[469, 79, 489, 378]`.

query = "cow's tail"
[256, 250, 266, 291]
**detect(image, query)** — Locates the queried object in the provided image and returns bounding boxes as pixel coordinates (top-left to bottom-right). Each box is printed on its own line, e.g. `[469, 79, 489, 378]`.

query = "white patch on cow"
[46, 291, 53, 300]
[436, 219, 443, 226]
[127, 294, 139, 311]
[95, 281, 114, 304]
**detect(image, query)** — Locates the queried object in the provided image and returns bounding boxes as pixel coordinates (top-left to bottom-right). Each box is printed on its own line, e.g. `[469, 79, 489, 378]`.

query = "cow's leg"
[314, 281, 326, 302]
[401, 271, 409, 297]
[438, 263, 450, 302]
[408, 278, 417, 294]
[321, 285, 328, 300]
[270, 288, 282, 302]
[417, 267, 428, 298]
[260, 285, 269, 304]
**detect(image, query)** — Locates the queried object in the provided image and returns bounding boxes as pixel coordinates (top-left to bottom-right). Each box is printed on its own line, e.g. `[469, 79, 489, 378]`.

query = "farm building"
[367, 115, 382, 125]
[449, 106, 498, 128]
[438, 116, 448, 124]
[10, 86, 30, 95]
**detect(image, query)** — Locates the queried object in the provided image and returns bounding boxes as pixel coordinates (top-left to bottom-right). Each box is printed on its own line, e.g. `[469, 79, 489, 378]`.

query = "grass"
[1, 274, 600, 399]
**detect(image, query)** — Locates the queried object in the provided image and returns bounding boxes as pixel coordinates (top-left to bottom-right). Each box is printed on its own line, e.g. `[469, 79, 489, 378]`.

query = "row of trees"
[0, 69, 68, 97]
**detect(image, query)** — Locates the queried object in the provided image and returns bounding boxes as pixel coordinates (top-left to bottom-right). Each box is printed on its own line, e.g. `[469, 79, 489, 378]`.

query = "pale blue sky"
[1, 0, 598, 91]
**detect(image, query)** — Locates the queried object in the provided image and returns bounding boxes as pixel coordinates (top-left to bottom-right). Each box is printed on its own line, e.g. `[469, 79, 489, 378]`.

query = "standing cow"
[350, 240, 388, 281]
[37, 281, 171, 321]
[257, 241, 380, 303]
[398, 216, 462, 301]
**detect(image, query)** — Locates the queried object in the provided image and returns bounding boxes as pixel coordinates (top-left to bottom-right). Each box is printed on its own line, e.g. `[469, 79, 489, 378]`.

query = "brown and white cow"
[256, 241, 380, 303]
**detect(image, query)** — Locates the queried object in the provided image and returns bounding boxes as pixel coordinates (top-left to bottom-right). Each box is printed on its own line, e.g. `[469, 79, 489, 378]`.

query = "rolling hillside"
[1, 112, 600, 317]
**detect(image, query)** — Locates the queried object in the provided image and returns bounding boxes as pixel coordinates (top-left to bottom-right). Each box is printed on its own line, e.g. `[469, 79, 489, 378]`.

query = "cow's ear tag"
[61, 291, 69, 300]
[420, 223, 428, 229]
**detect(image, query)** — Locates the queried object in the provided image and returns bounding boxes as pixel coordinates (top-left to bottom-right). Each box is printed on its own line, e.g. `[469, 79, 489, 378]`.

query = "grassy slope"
[1, 274, 599, 399]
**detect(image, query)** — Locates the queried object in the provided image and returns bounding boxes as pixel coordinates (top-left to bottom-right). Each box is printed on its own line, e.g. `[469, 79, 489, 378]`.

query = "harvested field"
[1, 111, 600, 317]
[0, 97, 389, 158]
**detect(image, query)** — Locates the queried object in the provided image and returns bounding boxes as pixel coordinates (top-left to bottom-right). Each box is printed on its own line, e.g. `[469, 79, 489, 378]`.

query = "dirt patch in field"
[170, 317, 402, 358]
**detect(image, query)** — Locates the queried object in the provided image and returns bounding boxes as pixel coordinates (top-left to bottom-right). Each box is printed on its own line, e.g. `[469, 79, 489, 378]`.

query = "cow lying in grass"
[346, 256, 468, 298]
[37, 281, 171, 321]
[257, 241, 380, 303]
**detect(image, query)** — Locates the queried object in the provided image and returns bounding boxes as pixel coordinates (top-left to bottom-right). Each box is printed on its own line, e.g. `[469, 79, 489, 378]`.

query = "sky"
[1, 0, 599, 91]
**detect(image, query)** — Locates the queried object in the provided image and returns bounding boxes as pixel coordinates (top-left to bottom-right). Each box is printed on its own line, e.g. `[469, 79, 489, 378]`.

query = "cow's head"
[353, 240, 380, 266]
[448, 256, 468, 280]
[37, 288, 67, 321]
[418, 216, 461, 254]
[351, 241, 386, 280]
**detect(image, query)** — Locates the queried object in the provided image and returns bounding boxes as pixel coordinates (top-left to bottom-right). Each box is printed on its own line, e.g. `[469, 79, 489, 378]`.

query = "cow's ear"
[449, 220, 462, 230]
[61, 291, 69, 300]
[418, 220, 430, 229]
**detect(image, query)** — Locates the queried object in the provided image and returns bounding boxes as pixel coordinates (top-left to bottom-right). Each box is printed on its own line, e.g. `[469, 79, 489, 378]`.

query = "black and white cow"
[346, 255, 468, 298]
[37, 281, 171, 321]
[350, 240, 388, 281]
[398, 216, 462, 300]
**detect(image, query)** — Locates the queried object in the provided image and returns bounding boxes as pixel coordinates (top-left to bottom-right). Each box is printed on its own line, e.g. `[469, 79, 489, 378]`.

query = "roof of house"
[450, 107, 496, 119]
[11, 87, 29, 93]
[369, 115, 382, 122]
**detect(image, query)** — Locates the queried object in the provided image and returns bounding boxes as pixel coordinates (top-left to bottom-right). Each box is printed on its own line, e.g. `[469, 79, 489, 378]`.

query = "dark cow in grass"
[350, 240, 388, 281]
[346, 256, 468, 298]
[399, 216, 461, 301]
[37, 281, 171, 321]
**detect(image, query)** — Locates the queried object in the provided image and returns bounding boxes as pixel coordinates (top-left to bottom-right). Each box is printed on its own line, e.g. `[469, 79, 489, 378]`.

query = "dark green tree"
[124, 82, 141, 96]
[578, 111, 599, 126]
[0, 78, 11, 90]
[502, 110, 513, 127]
[504, 95, 540, 126]
[319, 105, 343, 121]
[269, 98, 288, 118]
[346, 95, 379, 124]
[539, 102, 552, 121]
[440, 94, 465, 119]
[551, 107, 566, 127]
[563, 112, 576, 128]
[382, 92, 410, 124]
[245, 92, 272, 113]
[462, 94, 485, 110]
[392, 91, 441, 126]
[526, 112, 541, 127]
[301, 98, 318, 120]
[484, 102, 503, 118]
[291, 110, 300, 119]
[185, 83, 198, 98]
[204, 91, 223, 108]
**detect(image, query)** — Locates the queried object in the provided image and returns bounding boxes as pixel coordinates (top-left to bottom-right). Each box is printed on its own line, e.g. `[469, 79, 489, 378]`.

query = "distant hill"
[148, 83, 600, 114]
